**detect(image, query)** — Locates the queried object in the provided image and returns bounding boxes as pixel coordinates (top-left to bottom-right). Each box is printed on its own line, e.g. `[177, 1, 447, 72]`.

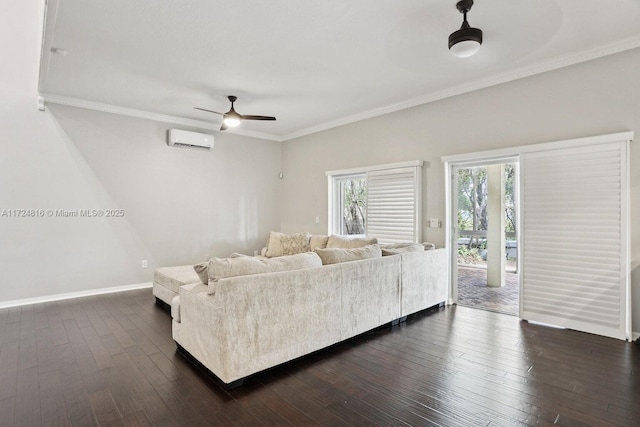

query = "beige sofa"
[171, 248, 447, 387]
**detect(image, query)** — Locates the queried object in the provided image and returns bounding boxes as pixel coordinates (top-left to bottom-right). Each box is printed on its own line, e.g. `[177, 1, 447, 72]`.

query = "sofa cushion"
[326, 235, 378, 249]
[265, 231, 311, 257]
[422, 242, 436, 251]
[314, 244, 382, 265]
[207, 252, 322, 294]
[380, 243, 424, 256]
[193, 262, 209, 284]
[310, 235, 329, 250]
[155, 265, 204, 295]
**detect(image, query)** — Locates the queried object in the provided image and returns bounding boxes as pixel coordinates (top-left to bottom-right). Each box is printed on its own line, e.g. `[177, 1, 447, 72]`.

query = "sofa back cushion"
[422, 242, 436, 251]
[326, 235, 378, 249]
[207, 252, 322, 294]
[314, 244, 382, 265]
[379, 243, 424, 256]
[265, 231, 311, 257]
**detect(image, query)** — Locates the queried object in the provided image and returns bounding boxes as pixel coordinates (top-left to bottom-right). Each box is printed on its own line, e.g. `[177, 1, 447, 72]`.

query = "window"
[327, 161, 422, 244]
[333, 174, 367, 235]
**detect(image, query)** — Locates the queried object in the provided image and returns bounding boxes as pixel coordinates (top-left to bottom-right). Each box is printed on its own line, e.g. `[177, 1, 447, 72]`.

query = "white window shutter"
[366, 166, 422, 244]
[521, 141, 629, 340]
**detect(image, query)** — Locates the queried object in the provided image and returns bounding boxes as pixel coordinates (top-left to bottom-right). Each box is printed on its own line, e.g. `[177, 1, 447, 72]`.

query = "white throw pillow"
[314, 244, 382, 265]
[265, 231, 311, 257]
[380, 243, 424, 256]
[326, 235, 378, 249]
[193, 262, 209, 284]
[309, 235, 329, 250]
[193, 253, 250, 283]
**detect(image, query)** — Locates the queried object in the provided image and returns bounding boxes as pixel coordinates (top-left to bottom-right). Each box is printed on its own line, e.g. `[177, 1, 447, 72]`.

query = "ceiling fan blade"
[240, 115, 276, 121]
[194, 107, 224, 115]
[220, 121, 228, 131]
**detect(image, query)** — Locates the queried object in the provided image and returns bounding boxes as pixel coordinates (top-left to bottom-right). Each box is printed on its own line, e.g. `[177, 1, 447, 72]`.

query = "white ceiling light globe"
[223, 117, 241, 127]
[450, 39, 481, 58]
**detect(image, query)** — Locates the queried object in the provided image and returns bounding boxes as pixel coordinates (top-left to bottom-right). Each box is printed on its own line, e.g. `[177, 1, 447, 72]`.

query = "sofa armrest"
[173, 283, 229, 378]
[400, 248, 447, 316]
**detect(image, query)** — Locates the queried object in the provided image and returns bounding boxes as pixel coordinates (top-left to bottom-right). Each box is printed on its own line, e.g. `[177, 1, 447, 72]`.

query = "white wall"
[0, 1, 281, 303]
[281, 47, 640, 333]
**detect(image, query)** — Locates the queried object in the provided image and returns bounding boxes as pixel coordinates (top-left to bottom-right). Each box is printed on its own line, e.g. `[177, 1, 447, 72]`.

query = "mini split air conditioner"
[167, 129, 214, 150]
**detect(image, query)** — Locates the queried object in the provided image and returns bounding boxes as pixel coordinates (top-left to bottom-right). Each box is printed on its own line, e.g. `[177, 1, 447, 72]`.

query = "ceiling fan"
[195, 96, 276, 131]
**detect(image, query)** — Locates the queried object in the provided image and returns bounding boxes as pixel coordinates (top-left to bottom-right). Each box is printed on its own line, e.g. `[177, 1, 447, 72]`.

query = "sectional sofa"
[155, 233, 448, 387]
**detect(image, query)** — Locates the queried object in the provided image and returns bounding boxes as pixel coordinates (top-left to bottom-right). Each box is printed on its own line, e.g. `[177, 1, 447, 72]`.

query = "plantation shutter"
[521, 141, 629, 340]
[366, 166, 421, 244]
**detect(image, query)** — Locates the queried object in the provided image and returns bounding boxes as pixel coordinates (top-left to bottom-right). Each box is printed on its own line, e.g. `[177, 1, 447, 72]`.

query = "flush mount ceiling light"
[448, 0, 483, 58]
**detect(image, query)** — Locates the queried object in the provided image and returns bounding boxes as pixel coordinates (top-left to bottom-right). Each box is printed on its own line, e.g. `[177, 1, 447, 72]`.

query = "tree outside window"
[457, 164, 516, 265]
[341, 178, 367, 235]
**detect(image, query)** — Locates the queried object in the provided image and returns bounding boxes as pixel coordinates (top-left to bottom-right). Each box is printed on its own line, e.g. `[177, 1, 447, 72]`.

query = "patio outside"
[456, 164, 519, 316]
[457, 264, 519, 316]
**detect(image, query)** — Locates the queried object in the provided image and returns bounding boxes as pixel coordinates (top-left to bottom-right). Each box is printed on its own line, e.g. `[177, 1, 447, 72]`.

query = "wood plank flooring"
[0, 288, 638, 426]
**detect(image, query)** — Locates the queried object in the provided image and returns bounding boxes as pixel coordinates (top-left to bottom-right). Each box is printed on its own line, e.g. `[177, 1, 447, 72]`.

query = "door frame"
[444, 156, 520, 312]
[442, 131, 632, 339]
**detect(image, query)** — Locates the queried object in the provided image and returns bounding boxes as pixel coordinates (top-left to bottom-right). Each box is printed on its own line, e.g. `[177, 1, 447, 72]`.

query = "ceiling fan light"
[448, 27, 483, 58]
[223, 109, 242, 127]
[449, 0, 482, 58]
[223, 117, 241, 127]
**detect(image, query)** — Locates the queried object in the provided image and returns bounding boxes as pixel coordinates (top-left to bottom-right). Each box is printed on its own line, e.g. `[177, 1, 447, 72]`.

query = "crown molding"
[39, 35, 640, 144]
[282, 35, 640, 141]
[39, 93, 283, 142]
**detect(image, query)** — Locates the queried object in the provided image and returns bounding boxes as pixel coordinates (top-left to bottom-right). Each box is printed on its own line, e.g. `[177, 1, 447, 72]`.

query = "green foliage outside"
[457, 246, 484, 264]
[457, 164, 516, 235]
[457, 164, 516, 266]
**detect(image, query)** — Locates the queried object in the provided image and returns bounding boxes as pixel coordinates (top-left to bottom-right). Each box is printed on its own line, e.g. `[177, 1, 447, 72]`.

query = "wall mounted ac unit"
[167, 129, 214, 150]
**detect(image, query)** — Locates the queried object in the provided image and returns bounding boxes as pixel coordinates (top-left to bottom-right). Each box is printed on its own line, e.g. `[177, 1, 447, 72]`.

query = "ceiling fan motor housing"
[449, 0, 483, 57]
[448, 26, 483, 50]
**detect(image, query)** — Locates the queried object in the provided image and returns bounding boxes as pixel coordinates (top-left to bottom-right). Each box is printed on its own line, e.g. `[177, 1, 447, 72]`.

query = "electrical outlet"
[429, 218, 440, 228]
[315, 216, 320, 224]
[141, 259, 148, 268]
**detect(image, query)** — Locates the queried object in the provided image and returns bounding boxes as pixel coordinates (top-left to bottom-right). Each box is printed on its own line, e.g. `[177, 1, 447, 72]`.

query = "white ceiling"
[38, 0, 640, 141]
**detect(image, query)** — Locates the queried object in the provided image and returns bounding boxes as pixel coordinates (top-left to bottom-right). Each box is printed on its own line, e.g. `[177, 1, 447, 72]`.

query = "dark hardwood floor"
[0, 288, 638, 426]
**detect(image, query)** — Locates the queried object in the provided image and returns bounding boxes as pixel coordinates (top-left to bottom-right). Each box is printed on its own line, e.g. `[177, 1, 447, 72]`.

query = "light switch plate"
[429, 218, 440, 228]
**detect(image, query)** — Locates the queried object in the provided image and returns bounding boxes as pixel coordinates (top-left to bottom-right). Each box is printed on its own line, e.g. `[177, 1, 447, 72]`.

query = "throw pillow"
[207, 252, 322, 294]
[422, 242, 436, 251]
[314, 244, 382, 265]
[310, 235, 329, 250]
[265, 231, 311, 257]
[380, 243, 424, 256]
[193, 262, 208, 284]
[326, 235, 378, 249]
[194, 252, 251, 283]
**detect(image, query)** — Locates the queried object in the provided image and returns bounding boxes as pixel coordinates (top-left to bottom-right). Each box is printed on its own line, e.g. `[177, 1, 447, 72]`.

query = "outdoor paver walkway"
[457, 266, 519, 316]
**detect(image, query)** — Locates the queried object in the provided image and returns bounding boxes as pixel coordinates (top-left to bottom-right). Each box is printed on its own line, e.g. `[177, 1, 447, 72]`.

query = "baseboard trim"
[0, 282, 153, 309]
[633, 331, 639, 342]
